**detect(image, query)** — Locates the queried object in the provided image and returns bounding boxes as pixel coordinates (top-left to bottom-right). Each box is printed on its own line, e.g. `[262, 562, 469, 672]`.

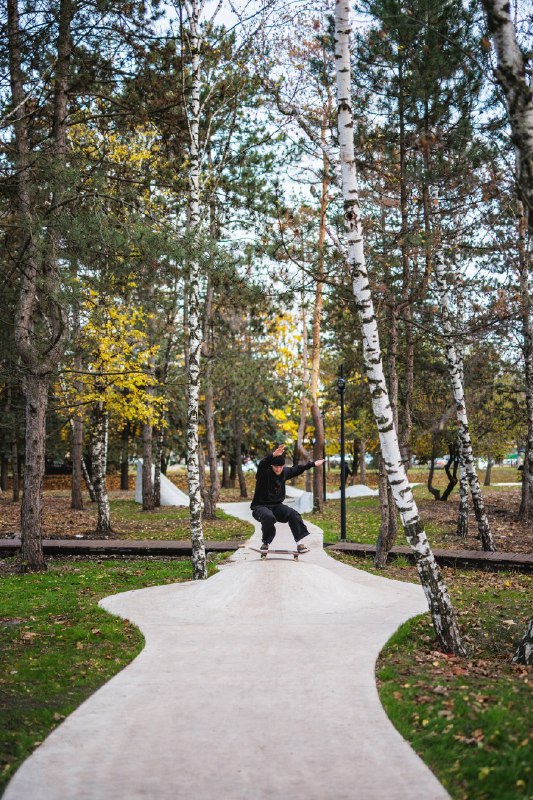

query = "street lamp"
[336, 366, 347, 541]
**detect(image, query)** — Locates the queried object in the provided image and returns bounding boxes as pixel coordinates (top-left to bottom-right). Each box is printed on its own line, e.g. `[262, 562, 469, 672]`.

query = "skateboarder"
[250, 444, 325, 552]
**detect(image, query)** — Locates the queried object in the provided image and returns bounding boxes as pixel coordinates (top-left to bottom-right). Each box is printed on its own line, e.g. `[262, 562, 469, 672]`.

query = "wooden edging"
[0, 539, 242, 557]
[324, 542, 533, 573]
[1, 538, 531, 572]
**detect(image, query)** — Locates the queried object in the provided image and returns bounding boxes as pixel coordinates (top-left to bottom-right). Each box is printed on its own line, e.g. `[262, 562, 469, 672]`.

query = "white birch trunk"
[513, 617, 533, 665]
[185, 0, 207, 579]
[334, 0, 465, 655]
[90, 403, 111, 534]
[433, 253, 495, 551]
[482, 0, 533, 236]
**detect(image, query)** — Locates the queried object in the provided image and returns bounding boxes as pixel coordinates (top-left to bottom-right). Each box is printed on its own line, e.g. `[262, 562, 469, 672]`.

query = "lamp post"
[321, 409, 327, 503]
[336, 366, 347, 541]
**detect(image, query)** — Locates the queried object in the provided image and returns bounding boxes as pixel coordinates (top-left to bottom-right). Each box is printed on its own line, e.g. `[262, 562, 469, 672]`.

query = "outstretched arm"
[284, 458, 325, 480]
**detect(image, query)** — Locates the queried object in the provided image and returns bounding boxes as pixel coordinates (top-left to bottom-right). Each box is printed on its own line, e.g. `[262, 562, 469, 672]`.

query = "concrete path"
[5, 504, 449, 800]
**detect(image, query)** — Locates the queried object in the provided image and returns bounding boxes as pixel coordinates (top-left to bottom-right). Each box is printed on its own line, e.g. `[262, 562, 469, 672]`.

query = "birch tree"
[481, 0, 533, 237]
[433, 254, 495, 551]
[479, 0, 533, 520]
[512, 617, 533, 666]
[179, 0, 208, 579]
[481, 0, 533, 664]
[334, 0, 465, 655]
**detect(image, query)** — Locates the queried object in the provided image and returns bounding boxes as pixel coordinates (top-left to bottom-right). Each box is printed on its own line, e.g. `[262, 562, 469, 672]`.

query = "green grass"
[305, 496, 447, 545]
[108, 499, 253, 541]
[0, 557, 222, 792]
[334, 554, 533, 800]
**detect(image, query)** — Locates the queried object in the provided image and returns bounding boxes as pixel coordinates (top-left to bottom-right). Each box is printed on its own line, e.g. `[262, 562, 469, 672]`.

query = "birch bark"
[433, 253, 495, 551]
[334, 0, 465, 655]
[481, 0, 533, 236]
[90, 403, 111, 534]
[482, 3, 533, 518]
[513, 617, 533, 666]
[184, 0, 207, 579]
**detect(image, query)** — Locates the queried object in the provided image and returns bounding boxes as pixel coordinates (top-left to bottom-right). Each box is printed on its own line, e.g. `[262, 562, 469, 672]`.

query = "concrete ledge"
[325, 542, 533, 573]
[0, 538, 242, 557]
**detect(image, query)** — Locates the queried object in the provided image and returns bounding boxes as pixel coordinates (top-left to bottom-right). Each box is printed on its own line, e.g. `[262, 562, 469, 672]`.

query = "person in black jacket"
[250, 444, 325, 552]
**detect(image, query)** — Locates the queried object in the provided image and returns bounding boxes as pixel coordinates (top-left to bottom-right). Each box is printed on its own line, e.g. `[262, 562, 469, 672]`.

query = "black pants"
[251, 503, 310, 545]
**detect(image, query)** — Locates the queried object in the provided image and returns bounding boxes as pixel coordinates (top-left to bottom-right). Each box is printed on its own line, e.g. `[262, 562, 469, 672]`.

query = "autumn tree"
[66, 294, 166, 533]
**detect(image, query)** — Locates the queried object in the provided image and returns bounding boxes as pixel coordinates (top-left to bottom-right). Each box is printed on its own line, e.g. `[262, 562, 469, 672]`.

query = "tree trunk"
[352, 439, 359, 484]
[184, 0, 207, 579]
[142, 420, 154, 511]
[90, 404, 111, 534]
[201, 275, 220, 518]
[517, 202, 533, 519]
[335, 0, 465, 655]
[71, 413, 84, 510]
[202, 382, 220, 517]
[71, 283, 83, 510]
[8, 0, 71, 571]
[375, 454, 398, 568]
[512, 617, 533, 666]
[198, 444, 209, 517]
[1, 454, 8, 492]
[359, 438, 367, 485]
[82, 456, 96, 503]
[296, 297, 310, 467]
[19, 375, 47, 572]
[456, 438, 469, 538]
[233, 415, 247, 499]
[11, 440, 20, 503]
[483, 456, 493, 487]
[222, 453, 230, 488]
[481, 0, 533, 237]
[397, 57, 414, 462]
[311, 404, 324, 513]
[153, 427, 164, 508]
[120, 424, 130, 491]
[433, 252, 495, 551]
[309, 109, 329, 514]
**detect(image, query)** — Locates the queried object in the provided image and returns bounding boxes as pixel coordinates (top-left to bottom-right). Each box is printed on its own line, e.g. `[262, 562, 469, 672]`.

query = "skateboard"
[250, 547, 308, 561]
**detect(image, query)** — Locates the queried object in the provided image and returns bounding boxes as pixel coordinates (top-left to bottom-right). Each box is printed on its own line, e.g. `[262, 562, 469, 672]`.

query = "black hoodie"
[250, 452, 314, 508]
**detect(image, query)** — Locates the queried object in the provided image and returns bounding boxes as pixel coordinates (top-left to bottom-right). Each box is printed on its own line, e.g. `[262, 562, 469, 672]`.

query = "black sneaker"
[260, 541, 269, 552]
[297, 543, 309, 553]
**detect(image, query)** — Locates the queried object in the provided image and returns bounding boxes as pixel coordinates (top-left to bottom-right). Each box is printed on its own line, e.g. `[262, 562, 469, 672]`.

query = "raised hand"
[273, 444, 286, 457]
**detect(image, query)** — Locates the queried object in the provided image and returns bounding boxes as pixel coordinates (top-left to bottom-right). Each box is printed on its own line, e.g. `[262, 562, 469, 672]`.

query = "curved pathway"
[5, 503, 449, 799]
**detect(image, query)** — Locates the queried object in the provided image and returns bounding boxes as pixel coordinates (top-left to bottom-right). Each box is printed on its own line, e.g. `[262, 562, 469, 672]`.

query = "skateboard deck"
[250, 547, 308, 561]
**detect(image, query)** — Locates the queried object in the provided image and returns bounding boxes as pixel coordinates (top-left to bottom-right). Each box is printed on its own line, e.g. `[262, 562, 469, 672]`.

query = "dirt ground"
[415, 490, 533, 554]
[0, 474, 532, 554]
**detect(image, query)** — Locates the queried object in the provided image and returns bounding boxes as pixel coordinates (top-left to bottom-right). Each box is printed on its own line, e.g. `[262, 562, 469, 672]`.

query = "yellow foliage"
[66, 297, 167, 427]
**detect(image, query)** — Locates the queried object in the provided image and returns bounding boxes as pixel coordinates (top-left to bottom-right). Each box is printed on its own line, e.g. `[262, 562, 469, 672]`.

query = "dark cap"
[271, 455, 285, 466]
